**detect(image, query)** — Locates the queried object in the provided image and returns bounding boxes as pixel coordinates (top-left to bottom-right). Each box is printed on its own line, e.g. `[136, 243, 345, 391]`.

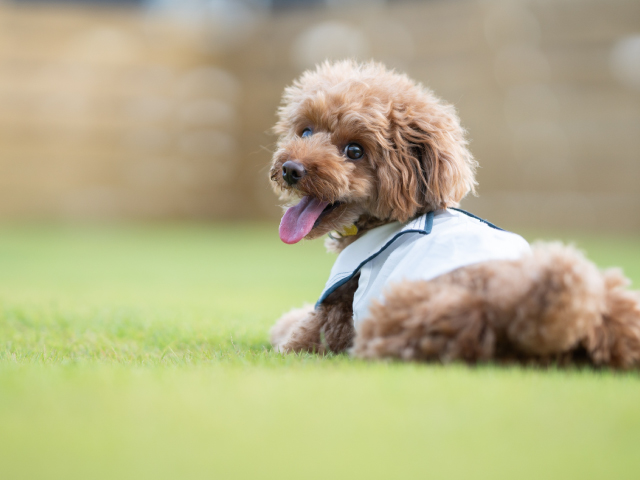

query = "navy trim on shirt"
[315, 208, 507, 307]
[450, 208, 505, 231]
[315, 210, 435, 307]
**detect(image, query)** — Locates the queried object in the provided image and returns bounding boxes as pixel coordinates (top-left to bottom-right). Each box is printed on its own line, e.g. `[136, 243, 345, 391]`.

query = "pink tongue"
[279, 196, 330, 244]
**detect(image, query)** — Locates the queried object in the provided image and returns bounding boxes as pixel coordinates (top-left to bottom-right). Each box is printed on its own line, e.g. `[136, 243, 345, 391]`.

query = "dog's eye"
[301, 128, 312, 138]
[345, 143, 364, 160]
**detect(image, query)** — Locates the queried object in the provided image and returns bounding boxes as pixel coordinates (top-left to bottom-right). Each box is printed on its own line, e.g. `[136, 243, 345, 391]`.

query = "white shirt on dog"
[317, 209, 531, 329]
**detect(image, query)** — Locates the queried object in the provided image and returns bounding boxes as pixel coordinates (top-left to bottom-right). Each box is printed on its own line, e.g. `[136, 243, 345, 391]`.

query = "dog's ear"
[375, 99, 477, 222]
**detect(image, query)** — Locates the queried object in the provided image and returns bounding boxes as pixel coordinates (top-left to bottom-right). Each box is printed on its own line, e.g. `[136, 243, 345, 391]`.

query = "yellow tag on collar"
[340, 224, 358, 237]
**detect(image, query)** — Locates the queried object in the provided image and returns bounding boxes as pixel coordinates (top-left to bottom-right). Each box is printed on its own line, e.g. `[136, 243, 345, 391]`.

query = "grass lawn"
[1, 222, 639, 480]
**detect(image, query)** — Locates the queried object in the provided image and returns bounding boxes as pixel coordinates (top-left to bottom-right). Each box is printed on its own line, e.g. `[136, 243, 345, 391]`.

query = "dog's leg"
[318, 274, 359, 353]
[353, 282, 496, 363]
[273, 275, 359, 355]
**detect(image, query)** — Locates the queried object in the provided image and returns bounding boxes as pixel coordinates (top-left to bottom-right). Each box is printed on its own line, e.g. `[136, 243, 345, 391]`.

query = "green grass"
[1, 223, 639, 480]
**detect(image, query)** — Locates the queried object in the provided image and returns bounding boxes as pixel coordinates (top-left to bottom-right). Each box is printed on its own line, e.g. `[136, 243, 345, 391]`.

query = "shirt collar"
[316, 210, 435, 306]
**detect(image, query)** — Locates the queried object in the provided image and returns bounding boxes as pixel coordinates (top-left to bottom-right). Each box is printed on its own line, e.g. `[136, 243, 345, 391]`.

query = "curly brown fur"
[268, 61, 640, 370]
[271, 274, 358, 354]
[588, 270, 640, 368]
[353, 243, 640, 369]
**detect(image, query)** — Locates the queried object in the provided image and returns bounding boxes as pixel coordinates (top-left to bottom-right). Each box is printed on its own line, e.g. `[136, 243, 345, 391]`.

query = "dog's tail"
[587, 269, 640, 369]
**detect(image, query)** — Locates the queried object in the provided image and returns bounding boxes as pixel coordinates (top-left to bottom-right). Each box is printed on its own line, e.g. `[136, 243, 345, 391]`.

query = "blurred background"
[0, 0, 638, 231]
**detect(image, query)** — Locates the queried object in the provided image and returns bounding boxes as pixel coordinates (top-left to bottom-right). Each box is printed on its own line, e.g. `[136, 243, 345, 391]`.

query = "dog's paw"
[270, 304, 315, 351]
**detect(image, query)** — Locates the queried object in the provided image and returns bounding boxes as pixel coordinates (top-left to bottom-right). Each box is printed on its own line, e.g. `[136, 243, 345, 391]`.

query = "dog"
[268, 60, 640, 368]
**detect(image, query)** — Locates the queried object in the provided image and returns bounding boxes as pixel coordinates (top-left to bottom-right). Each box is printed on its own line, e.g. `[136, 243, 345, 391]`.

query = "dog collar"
[329, 224, 359, 240]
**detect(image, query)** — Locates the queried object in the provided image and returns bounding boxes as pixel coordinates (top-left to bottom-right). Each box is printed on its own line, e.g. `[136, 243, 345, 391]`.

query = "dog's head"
[270, 60, 477, 244]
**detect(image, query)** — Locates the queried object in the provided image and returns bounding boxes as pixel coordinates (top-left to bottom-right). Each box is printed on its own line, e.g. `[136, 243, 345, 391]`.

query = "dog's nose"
[282, 161, 306, 186]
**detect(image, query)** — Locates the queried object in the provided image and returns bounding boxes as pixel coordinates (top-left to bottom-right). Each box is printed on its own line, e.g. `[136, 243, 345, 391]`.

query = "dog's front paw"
[270, 304, 315, 351]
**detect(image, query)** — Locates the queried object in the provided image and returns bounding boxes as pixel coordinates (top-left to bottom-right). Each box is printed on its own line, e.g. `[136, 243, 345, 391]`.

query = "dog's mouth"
[314, 201, 342, 228]
[279, 196, 342, 244]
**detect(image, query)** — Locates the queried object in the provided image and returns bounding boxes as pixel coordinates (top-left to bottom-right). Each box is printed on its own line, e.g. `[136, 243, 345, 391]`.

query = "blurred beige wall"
[230, 0, 640, 232]
[1, 0, 639, 231]
[0, 2, 241, 220]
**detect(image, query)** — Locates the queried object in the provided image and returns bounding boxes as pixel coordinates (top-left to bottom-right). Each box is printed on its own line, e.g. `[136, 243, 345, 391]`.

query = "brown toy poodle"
[268, 60, 640, 369]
